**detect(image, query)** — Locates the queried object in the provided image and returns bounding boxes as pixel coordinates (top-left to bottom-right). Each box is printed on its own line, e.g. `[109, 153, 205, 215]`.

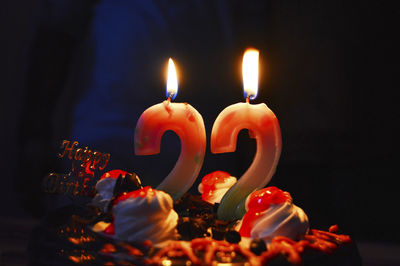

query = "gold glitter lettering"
[58, 140, 78, 159]
[98, 153, 110, 170]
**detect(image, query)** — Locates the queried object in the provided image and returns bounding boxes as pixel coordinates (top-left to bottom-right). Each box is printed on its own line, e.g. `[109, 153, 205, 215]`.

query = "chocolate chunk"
[174, 193, 214, 215]
[177, 217, 207, 240]
[250, 238, 267, 255]
[112, 172, 142, 197]
[225, 230, 241, 244]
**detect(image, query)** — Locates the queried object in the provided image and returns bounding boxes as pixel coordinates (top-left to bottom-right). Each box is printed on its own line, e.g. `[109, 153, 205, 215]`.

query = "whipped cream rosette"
[238, 186, 309, 243]
[112, 186, 178, 246]
[92, 170, 125, 212]
[198, 171, 237, 204]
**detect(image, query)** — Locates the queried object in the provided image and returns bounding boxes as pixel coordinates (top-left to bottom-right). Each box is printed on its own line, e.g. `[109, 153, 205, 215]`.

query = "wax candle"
[134, 59, 206, 201]
[211, 49, 282, 220]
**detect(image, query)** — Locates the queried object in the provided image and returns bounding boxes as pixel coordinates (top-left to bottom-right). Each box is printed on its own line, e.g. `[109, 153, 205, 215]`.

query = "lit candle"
[134, 58, 206, 200]
[211, 49, 282, 220]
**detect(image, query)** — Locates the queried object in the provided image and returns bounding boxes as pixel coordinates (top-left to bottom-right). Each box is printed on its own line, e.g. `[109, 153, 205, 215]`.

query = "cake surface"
[29, 169, 362, 265]
[28, 194, 362, 265]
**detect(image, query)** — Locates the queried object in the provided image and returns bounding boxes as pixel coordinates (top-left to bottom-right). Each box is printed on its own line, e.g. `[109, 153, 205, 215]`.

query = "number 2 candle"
[211, 49, 282, 220]
[134, 59, 206, 200]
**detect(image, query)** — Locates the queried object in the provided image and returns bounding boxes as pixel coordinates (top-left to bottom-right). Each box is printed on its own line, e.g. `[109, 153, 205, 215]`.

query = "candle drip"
[163, 100, 173, 116]
[184, 103, 196, 122]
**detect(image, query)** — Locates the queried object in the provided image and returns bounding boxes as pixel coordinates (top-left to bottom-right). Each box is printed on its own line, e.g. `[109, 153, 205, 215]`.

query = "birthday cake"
[30, 51, 360, 265]
[29, 169, 361, 265]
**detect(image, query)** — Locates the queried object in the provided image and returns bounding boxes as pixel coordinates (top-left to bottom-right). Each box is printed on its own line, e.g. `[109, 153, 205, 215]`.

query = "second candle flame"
[242, 49, 259, 101]
[167, 58, 178, 100]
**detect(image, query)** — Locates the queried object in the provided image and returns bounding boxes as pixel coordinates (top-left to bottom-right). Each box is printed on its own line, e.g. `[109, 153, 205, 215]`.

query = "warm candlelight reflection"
[242, 48, 259, 100]
[166, 58, 178, 100]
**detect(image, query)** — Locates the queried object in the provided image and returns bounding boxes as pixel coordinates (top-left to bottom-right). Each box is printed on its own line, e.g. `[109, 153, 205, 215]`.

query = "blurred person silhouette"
[16, 0, 270, 215]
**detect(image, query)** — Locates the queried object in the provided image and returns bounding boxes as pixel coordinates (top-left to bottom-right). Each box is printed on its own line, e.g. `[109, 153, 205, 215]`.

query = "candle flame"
[166, 58, 178, 100]
[242, 48, 259, 100]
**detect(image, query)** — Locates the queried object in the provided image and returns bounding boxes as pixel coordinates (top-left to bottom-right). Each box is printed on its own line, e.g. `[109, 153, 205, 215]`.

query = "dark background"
[1, 0, 399, 247]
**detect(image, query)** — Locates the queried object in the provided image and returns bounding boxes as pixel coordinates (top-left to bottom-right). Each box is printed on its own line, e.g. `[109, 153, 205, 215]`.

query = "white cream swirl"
[92, 178, 117, 212]
[198, 176, 237, 204]
[240, 201, 309, 243]
[113, 189, 178, 246]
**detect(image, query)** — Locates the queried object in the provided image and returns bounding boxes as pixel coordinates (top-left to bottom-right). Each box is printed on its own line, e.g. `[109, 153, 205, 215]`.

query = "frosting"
[198, 171, 237, 204]
[92, 170, 129, 212]
[238, 187, 309, 243]
[92, 178, 118, 212]
[113, 186, 178, 246]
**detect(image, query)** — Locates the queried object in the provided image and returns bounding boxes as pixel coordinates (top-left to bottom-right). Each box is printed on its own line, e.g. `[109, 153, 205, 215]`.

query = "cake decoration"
[92, 169, 142, 213]
[238, 187, 309, 243]
[111, 186, 179, 246]
[210, 49, 282, 221]
[134, 58, 207, 201]
[42, 140, 111, 198]
[42, 163, 97, 197]
[198, 170, 237, 204]
[58, 140, 110, 171]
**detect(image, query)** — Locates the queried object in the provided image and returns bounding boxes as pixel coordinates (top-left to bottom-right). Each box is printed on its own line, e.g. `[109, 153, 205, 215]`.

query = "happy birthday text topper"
[42, 140, 111, 198]
[58, 140, 110, 171]
[43, 171, 96, 197]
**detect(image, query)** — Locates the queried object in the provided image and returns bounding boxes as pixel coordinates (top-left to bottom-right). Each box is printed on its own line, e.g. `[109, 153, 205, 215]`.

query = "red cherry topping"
[246, 186, 292, 212]
[200, 171, 231, 202]
[113, 186, 156, 205]
[239, 187, 292, 237]
[100, 169, 129, 180]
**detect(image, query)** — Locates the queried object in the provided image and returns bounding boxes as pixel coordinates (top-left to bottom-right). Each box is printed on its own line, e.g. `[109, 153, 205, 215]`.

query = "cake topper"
[42, 140, 111, 198]
[134, 58, 206, 201]
[58, 140, 110, 171]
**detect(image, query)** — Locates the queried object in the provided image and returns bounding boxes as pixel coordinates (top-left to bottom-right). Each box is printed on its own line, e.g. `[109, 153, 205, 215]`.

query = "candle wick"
[167, 96, 172, 103]
[246, 97, 250, 103]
